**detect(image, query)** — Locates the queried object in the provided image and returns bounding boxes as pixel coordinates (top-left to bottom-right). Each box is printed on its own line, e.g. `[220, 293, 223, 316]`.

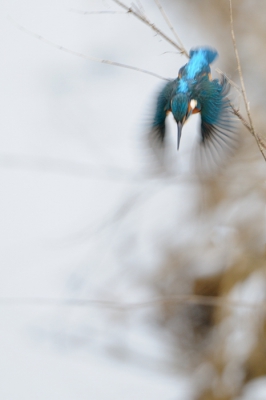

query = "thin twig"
[8, 16, 169, 82]
[230, 103, 251, 131]
[216, 67, 241, 94]
[69, 8, 127, 15]
[0, 151, 229, 186]
[135, 0, 146, 18]
[229, 0, 266, 161]
[0, 295, 265, 311]
[154, 0, 189, 57]
[0, 152, 142, 181]
[112, 0, 185, 54]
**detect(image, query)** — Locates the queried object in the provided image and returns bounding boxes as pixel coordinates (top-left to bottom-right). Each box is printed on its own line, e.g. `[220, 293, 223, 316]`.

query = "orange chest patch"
[192, 107, 200, 114]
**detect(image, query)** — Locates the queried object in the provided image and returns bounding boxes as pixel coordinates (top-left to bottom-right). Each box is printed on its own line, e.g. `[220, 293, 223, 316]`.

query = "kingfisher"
[149, 47, 236, 166]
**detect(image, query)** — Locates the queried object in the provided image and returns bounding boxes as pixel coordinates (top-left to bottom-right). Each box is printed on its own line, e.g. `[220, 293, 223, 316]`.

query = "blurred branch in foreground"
[8, 2, 266, 399]
[0, 294, 265, 311]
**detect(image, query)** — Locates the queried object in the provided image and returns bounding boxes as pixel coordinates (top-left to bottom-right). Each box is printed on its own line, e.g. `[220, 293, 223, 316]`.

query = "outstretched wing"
[149, 79, 176, 145]
[194, 76, 238, 168]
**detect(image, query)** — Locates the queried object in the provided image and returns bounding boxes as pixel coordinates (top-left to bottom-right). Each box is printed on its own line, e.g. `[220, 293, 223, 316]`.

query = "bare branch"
[229, 0, 266, 161]
[8, 16, 169, 82]
[112, 0, 185, 54]
[154, 0, 189, 57]
[0, 152, 208, 186]
[230, 103, 251, 131]
[216, 67, 241, 94]
[69, 8, 127, 15]
[0, 152, 142, 181]
[0, 295, 266, 311]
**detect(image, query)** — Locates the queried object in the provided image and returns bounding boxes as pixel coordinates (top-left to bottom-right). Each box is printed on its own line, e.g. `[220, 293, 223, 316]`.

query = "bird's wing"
[147, 79, 176, 172]
[194, 76, 238, 168]
[149, 79, 176, 145]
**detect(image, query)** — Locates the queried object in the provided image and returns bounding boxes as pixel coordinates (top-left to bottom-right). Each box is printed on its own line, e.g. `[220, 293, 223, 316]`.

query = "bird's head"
[171, 94, 197, 149]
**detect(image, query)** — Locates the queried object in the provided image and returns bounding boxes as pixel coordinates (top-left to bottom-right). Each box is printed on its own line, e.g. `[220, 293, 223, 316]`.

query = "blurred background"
[1, 0, 266, 399]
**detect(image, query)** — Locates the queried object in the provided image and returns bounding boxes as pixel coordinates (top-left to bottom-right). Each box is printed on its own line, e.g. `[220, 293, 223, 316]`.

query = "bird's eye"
[190, 99, 197, 110]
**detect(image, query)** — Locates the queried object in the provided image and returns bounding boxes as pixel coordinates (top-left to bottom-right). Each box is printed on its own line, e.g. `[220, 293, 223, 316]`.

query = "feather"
[194, 75, 238, 169]
[149, 79, 176, 145]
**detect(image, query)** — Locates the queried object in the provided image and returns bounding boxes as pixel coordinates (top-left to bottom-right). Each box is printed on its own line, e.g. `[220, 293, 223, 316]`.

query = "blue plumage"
[187, 48, 218, 78]
[149, 46, 237, 163]
[178, 79, 188, 93]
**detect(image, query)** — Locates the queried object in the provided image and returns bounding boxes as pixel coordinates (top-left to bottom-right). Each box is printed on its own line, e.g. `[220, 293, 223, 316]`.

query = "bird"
[149, 46, 237, 168]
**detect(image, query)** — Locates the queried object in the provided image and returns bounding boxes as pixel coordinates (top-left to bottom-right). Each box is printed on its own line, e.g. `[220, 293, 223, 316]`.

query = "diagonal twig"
[112, 0, 185, 54]
[216, 67, 242, 94]
[230, 103, 251, 131]
[154, 0, 189, 57]
[229, 0, 266, 161]
[229, 102, 266, 151]
[0, 294, 266, 311]
[69, 8, 127, 15]
[8, 16, 169, 82]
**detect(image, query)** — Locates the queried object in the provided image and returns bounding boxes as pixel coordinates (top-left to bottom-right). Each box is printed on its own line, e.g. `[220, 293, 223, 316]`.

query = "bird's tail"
[189, 47, 218, 64]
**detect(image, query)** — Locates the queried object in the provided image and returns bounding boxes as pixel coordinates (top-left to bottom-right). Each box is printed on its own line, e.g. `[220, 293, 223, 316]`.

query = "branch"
[8, 16, 169, 82]
[229, 0, 266, 161]
[69, 8, 127, 15]
[112, 0, 186, 54]
[154, 0, 189, 57]
[0, 295, 265, 311]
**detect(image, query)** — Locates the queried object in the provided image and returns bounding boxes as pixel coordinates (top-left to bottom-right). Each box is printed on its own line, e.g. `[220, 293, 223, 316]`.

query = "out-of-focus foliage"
[49, 1, 266, 399]
[135, 1, 266, 399]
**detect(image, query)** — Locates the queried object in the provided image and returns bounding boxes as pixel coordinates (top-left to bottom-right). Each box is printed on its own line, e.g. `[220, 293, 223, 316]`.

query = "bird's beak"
[177, 122, 182, 150]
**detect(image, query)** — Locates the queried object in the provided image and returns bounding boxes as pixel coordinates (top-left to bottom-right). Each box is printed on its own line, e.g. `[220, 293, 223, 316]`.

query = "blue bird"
[149, 47, 236, 165]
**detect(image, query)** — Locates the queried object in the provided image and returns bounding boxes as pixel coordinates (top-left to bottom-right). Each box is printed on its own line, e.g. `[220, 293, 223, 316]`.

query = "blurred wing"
[195, 76, 238, 169]
[148, 80, 175, 146]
